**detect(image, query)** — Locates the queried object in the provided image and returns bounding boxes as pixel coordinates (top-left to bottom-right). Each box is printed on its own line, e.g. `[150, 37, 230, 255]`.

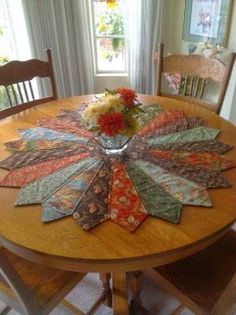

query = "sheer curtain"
[1, 0, 31, 61]
[127, 0, 163, 94]
[22, 0, 94, 98]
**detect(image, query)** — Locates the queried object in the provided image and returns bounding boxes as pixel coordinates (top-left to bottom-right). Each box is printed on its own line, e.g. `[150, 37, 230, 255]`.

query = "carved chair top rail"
[0, 49, 57, 120]
[0, 59, 50, 86]
[160, 54, 227, 82]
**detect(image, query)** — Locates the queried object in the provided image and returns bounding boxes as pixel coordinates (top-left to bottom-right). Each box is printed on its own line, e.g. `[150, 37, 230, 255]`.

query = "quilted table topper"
[0, 104, 235, 232]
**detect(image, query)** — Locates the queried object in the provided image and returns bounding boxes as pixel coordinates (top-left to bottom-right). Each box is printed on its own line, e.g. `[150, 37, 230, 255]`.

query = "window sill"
[95, 72, 128, 77]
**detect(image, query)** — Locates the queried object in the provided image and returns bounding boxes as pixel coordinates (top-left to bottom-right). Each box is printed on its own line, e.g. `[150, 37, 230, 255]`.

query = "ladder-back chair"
[0, 246, 86, 315]
[155, 43, 235, 115]
[0, 49, 57, 120]
[145, 229, 236, 315]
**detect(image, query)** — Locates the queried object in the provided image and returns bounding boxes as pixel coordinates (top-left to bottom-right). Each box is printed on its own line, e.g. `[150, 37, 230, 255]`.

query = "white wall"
[162, 0, 236, 125]
[94, 74, 128, 94]
[229, 67, 236, 121]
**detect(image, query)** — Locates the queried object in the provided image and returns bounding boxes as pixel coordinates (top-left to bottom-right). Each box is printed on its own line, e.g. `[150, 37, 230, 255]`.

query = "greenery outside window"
[91, 0, 127, 74]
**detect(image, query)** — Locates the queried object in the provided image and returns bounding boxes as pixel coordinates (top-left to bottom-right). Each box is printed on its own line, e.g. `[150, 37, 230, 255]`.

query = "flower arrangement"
[82, 87, 143, 137]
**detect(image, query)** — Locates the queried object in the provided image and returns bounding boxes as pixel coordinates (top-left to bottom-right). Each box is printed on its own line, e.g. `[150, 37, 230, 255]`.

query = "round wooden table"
[0, 95, 236, 314]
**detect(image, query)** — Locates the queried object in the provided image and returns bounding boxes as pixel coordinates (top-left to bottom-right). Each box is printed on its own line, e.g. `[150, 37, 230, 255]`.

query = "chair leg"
[100, 273, 112, 308]
[0, 306, 11, 315]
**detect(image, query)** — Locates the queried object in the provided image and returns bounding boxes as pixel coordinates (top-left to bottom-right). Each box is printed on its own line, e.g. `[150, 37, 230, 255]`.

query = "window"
[0, 0, 35, 110]
[91, 0, 126, 74]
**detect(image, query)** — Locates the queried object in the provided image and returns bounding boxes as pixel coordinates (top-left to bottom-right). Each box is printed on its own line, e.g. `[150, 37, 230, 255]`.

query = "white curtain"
[127, 0, 163, 94]
[22, 0, 94, 98]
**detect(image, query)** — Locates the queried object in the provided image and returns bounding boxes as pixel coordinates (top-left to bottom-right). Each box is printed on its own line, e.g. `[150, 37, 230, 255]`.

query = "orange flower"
[116, 87, 137, 107]
[98, 112, 125, 136]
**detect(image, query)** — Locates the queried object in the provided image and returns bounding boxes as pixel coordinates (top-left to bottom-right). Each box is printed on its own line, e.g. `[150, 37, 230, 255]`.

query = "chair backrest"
[155, 43, 235, 115]
[0, 49, 57, 120]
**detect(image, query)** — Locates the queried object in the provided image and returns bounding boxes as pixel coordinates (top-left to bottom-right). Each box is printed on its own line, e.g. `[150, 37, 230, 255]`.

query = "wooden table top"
[0, 94, 236, 273]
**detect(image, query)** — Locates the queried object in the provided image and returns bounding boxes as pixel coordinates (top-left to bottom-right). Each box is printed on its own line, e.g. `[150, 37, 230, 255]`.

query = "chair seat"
[0, 247, 84, 314]
[153, 230, 236, 313]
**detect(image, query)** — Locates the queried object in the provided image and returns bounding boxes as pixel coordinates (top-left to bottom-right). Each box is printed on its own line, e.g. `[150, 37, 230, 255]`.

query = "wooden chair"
[145, 229, 236, 315]
[0, 49, 57, 120]
[155, 43, 236, 115]
[0, 246, 86, 315]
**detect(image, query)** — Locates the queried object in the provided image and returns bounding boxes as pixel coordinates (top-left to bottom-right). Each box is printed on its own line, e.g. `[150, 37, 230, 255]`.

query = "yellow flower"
[82, 102, 107, 126]
[98, 23, 107, 32]
[100, 0, 117, 9]
[101, 95, 125, 112]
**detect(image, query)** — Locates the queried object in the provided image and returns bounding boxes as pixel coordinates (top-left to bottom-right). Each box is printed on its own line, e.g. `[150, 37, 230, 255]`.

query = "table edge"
[1, 220, 234, 272]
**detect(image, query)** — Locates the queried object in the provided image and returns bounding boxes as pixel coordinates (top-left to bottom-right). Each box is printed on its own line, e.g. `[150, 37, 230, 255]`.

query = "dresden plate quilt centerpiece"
[0, 88, 236, 232]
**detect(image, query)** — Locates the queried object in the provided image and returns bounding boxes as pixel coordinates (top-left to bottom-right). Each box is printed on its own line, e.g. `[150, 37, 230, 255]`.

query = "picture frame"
[182, 0, 233, 46]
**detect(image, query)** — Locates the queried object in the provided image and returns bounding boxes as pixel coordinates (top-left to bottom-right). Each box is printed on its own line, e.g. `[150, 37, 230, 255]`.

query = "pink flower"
[164, 73, 181, 91]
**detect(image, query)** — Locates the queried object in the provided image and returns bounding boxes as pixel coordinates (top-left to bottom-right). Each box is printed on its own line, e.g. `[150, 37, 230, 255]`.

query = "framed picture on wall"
[183, 0, 232, 46]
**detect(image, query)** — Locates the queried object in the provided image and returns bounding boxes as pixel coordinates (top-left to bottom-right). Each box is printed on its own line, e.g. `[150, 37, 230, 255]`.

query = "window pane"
[96, 37, 125, 72]
[92, 0, 126, 73]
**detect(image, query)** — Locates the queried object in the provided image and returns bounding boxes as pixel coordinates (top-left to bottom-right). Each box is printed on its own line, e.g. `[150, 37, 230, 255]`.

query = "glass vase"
[96, 134, 130, 155]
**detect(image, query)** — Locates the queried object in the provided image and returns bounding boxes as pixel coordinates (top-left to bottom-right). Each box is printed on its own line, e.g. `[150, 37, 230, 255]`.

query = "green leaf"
[121, 111, 141, 137]
[135, 106, 146, 113]
[112, 38, 120, 51]
[105, 88, 116, 95]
